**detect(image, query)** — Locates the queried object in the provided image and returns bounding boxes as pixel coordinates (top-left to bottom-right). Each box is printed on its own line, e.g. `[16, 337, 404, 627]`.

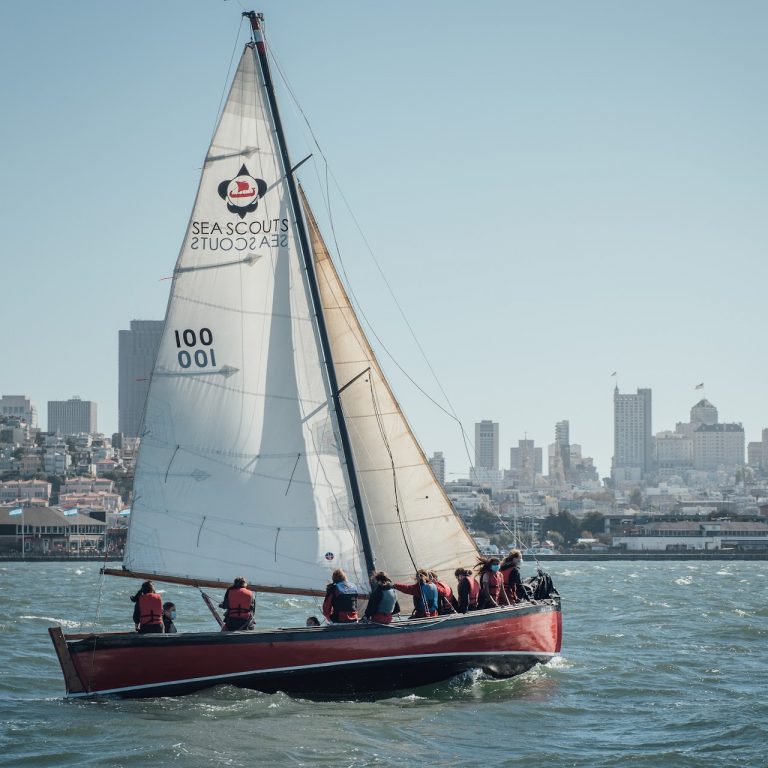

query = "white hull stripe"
[69, 650, 556, 698]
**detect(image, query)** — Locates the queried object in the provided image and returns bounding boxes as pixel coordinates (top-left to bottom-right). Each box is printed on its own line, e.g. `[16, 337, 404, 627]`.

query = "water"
[1, 561, 765, 767]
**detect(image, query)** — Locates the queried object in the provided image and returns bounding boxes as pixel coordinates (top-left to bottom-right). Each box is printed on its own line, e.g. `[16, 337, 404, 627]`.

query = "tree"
[471, 507, 499, 535]
[541, 510, 581, 546]
[629, 488, 642, 508]
[581, 511, 605, 537]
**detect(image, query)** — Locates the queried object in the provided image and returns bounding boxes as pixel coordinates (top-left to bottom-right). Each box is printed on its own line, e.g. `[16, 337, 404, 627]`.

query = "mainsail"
[301, 190, 479, 585]
[124, 46, 367, 594]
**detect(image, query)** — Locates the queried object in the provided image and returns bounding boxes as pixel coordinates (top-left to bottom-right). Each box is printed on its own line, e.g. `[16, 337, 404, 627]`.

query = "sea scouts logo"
[217, 164, 268, 219]
[324, 552, 335, 561]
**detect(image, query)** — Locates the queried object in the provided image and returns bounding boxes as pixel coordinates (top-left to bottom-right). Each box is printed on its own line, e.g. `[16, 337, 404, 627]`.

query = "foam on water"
[1, 560, 766, 768]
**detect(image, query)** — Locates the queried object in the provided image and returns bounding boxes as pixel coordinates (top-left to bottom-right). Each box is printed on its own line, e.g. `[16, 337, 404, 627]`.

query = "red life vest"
[226, 587, 254, 618]
[138, 592, 163, 626]
[481, 570, 502, 603]
[459, 575, 481, 608]
[500, 565, 518, 604]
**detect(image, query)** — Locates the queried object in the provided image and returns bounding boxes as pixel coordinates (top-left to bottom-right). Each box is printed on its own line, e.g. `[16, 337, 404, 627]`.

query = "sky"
[1, 1, 766, 480]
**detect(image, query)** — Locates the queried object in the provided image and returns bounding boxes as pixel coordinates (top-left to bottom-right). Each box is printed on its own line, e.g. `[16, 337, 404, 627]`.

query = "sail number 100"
[174, 328, 217, 369]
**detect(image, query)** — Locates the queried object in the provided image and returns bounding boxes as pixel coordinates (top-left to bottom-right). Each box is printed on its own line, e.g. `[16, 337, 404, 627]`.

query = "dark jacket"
[364, 581, 400, 623]
[322, 580, 359, 623]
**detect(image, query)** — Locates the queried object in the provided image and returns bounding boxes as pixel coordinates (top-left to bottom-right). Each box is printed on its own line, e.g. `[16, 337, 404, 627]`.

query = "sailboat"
[49, 12, 561, 699]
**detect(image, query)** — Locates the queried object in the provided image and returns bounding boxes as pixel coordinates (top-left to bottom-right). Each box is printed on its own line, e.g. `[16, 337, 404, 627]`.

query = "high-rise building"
[0, 395, 37, 427]
[429, 451, 446, 485]
[119, 320, 164, 437]
[612, 387, 653, 483]
[474, 420, 499, 470]
[554, 419, 571, 471]
[693, 423, 745, 470]
[47, 396, 97, 435]
[509, 439, 542, 488]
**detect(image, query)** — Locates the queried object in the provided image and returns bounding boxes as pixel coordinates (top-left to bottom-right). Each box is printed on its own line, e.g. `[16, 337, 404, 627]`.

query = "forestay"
[301, 190, 479, 587]
[124, 46, 367, 594]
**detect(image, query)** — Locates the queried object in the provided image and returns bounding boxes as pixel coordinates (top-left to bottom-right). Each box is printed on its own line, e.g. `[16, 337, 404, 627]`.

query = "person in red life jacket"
[131, 580, 163, 634]
[162, 602, 177, 633]
[454, 567, 481, 613]
[322, 569, 360, 623]
[219, 576, 256, 631]
[429, 570, 457, 614]
[393, 569, 439, 618]
[364, 571, 400, 624]
[476, 556, 505, 609]
[500, 549, 528, 604]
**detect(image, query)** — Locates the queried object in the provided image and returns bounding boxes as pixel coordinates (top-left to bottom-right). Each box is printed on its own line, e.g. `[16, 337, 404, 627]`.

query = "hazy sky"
[1, 1, 766, 479]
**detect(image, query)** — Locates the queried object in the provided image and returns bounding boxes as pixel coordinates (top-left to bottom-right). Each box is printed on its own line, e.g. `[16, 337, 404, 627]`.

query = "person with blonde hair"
[322, 568, 359, 623]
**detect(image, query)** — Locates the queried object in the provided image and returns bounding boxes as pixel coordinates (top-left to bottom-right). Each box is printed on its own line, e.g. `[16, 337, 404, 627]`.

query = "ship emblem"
[217, 164, 268, 218]
[324, 552, 335, 561]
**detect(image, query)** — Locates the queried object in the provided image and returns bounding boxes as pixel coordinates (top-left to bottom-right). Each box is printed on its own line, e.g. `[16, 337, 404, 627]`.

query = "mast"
[244, 11, 376, 579]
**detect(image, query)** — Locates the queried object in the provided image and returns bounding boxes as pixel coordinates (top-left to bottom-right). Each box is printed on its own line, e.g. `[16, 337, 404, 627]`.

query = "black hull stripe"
[67, 650, 556, 698]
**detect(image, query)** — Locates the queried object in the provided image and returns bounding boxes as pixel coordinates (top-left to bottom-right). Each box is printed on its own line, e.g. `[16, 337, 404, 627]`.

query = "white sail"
[301, 190, 479, 587]
[124, 47, 367, 594]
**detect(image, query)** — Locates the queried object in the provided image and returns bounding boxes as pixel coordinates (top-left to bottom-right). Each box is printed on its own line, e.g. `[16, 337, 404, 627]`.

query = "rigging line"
[164, 445, 180, 483]
[285, 453, 301, 495]
[268, 44, 466, 430]
[367, 376, 419, 574]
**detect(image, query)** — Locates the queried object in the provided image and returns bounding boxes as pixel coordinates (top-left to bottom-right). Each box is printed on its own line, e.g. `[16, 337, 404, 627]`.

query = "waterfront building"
[612, 387, 653, 484]
[47, 397, 97, 436]
[0, 395, 37, 427]
[474, 420, 499, 471]
[119, 320, 164, 437]
[612, 520, 768, 551]
[428, 451, 446, 484]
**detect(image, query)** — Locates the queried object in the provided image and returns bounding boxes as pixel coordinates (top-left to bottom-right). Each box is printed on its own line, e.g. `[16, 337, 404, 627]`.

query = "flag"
[695, 383, 704, 390]
[63, 508, 79, 517]
[610, 371, 617, 377]
[8, 508, 23, 517]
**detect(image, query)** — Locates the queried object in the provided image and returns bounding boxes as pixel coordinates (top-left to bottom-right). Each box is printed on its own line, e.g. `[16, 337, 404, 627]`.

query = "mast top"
[243, 11, 264, 46]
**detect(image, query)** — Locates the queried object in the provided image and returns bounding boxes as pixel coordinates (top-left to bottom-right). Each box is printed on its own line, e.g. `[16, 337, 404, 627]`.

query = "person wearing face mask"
[476, 556, 504, 608]
[162, 602, 178, 633]
[500, 549, 528, 604]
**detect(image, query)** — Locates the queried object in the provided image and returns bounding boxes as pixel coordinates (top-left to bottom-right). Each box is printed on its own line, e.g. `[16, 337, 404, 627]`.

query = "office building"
[612, 387, 653, 483]
[119, 320, 164, 437]
[429, 452, 446, 485]
[47, 397, 97, 435]
[474, 420, 499, 471]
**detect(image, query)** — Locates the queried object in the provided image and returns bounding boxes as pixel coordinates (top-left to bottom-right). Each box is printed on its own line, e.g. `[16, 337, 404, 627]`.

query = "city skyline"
[2, 2, 767, 479]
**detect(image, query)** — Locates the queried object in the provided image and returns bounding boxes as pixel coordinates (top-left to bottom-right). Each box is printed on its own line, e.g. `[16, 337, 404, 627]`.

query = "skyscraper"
[119, 320, 164, 437]
[474, 420, 499, 470]
[612, 387, 653, 483]
[428, 451, 446, 485]
[48, 396, 97, 435]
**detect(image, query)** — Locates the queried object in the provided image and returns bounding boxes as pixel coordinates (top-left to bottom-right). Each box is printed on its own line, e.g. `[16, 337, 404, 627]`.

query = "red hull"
[51, 600, 561, 699]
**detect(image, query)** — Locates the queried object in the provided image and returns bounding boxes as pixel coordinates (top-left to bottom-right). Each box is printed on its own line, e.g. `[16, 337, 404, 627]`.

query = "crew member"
[429, 570, 457, 614]
[220, 576, 256, 631]
[132, 581, 163, 634]
[162, 601, 177, 633]
[322, 569, 360, 623]
[454, 567, 480, 613]
[500, 549, 528, 604]
[394, 570, 438, 618]
[364, 571, 400, 624]
[476, 556, 504, 609]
